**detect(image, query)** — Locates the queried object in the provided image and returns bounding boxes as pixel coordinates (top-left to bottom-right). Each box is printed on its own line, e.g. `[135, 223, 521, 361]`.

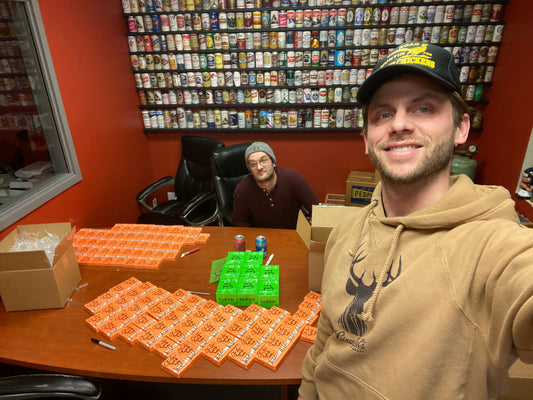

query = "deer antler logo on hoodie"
[339, 244, 402, 336]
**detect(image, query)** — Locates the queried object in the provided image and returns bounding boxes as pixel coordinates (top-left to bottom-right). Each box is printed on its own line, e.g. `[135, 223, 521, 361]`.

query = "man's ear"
[454, 113, 470, 145]
[363, 133, 369, 155]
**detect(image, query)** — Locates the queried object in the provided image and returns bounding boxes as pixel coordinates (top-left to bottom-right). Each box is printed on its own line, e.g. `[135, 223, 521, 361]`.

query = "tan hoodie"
[299, 175, 533, 400]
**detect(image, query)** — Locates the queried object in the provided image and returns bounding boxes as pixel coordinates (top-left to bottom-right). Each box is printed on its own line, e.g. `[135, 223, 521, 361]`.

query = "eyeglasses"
[248, 156, 270, 169]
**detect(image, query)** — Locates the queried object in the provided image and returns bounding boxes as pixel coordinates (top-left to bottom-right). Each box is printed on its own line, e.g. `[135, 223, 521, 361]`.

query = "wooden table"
[0, 226, 312, 389]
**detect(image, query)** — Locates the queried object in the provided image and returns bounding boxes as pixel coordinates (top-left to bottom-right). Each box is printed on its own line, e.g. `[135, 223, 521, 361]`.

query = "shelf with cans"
[122, 0, 508, 132]
[141, 107, 366, 131]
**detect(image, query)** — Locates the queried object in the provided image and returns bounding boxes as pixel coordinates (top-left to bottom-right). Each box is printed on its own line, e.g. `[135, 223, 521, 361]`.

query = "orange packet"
[248, 321, 271, 340]
[208, 310, 232, 328]
[195, 233, 210, 244]
[245, 303, 266, 315]
[187, 330, 210, 349]
[172, 288, 190, 301]
[97, 302, 121, 319]
[264, 305, 285, 318]
[292, 308, 319, 326]
[280, 314, 306, 333]
[197, 299, 220, 315]
[108, 294, 131, 311]
[134, 293, 158, 310]
[298, 298, 319, 313]
[136, 329, 159, 350]
[147, 302, 172, 320]
[238, 330, 263, 350]
[132, 312, 157, 330]
[151, 335, 177, 358]
[227, 343, 255, 370]
[97, 317, 124, 339]
[96, 290, 120, 305]
[84, 297, 106, 314]
[121, 287, 143, 303]
[255, 343, 283, 371]
[85, 312, 109, 332]
[161, 340, 201, 378]
[235, 310, 255, 325]
[174, 316, 202, 339]
[198, 320, 224, 339]
[304, 291, 322, 303]
[216, 304, 241, 320]
[136, 281, 157, 294]
[181, 293, 205, 308]
[116, 321, 144, 345]
[122, 301, 144, 317]
[147, 319, 174, 337]
[165, 323, 192, 347]
[224, 319, 248, 338]
[255, 311, 278, 328]
[275, 323, 299, 342]
[190, 307, 210, 322]
[301, 325, 317, 344]
[159, 308, 187, 325]
[263, 333, 286, 350]
[202, 331, 239, 366]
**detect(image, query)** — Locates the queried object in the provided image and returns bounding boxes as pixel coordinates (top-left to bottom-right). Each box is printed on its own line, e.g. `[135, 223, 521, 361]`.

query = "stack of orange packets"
[74, 223, 210, 269]
[85, 277, 321, 378]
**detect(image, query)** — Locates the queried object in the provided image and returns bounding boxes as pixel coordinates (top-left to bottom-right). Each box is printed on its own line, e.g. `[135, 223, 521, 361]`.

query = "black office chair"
[0, 374, 101, 399]
[137, 136, 225, 226]
[210, 142, 253, 226]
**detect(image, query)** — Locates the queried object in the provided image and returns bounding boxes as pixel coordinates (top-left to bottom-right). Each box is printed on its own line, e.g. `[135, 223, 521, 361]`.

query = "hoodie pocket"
[314, 354, 390, 400]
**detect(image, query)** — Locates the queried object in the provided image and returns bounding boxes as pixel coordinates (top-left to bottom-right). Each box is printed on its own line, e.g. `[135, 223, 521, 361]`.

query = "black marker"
[91, 338, 116, 350]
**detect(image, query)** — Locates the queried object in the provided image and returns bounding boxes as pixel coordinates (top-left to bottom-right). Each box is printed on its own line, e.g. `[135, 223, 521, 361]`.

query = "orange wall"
[475, 0, 533, 219]
[1, 0, 532, 240]
[0, 1, 153, 239]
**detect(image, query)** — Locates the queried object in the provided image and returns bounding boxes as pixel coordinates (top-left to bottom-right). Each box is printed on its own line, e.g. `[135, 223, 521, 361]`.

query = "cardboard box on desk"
[345, 171, 380, 206]
[297, 205, 361, 292]
[0, 223, 81, 311]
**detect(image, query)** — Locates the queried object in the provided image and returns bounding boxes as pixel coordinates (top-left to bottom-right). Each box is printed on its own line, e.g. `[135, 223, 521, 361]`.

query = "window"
[0, 0, 81, 231]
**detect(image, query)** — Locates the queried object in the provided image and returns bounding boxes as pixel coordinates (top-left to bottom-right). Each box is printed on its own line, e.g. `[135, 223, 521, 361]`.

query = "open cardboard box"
[297, 205, 361, 292]
[0, 223, 81, 311]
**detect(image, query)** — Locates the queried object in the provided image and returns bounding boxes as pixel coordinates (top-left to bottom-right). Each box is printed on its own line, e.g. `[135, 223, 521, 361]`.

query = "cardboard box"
[297, 205, 361, 292]
[324, 193, 346, 206]
[0, 223, 81, 311]
[345, 171, 379, 206]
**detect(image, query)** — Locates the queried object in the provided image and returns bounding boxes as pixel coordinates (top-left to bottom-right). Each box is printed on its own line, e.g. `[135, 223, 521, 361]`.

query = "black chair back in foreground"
[210, 142, 252, 226]
[0, 374, 101, 399]
[137, 135, 225, 226]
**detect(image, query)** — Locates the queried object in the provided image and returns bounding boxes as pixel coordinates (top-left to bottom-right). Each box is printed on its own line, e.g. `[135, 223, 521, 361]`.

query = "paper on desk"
[209, 258, 226, 283]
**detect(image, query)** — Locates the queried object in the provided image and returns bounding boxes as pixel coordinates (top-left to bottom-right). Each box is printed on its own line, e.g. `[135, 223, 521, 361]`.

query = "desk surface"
[0, 226, 312, 385]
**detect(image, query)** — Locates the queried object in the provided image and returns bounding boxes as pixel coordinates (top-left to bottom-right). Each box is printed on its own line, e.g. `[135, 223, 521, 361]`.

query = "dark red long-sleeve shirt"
[232, 167, 320, 229]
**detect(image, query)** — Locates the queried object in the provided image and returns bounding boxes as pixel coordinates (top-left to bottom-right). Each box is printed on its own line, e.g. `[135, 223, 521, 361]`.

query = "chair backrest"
[0, 374, 101, 399]
[211, 142, 253, 226]
[174, 135, 225, 202]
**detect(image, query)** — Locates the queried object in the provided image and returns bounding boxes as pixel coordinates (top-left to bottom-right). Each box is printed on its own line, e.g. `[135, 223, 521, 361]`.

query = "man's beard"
[367, 135, 456, 185]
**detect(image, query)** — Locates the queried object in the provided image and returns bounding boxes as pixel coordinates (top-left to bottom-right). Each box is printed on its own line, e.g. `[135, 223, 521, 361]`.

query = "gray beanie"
[245, 142, 276, 164]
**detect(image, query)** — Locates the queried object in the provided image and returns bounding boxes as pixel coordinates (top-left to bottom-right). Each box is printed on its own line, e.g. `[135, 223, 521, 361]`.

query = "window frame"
[0, 0, 82, 231]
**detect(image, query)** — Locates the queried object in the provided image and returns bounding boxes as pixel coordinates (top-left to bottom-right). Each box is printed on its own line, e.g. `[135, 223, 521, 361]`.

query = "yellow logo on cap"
[380, 43, 435, 69]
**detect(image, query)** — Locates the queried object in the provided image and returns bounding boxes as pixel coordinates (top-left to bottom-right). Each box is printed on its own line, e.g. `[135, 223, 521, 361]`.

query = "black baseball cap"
[357, 42, 462, 104]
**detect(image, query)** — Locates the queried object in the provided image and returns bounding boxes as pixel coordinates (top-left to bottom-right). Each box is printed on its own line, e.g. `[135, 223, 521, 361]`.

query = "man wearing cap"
[232, 142, 319, 229]
[299, 42, 533, 399]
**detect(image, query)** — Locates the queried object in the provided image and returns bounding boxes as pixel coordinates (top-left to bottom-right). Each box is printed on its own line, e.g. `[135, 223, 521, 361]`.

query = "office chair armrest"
[0, 373, 101, 399]
[136, 176, 174, 211]
[180, 191, 218, 226]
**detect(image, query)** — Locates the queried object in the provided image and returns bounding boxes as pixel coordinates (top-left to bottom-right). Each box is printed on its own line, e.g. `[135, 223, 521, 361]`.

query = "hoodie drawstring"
[346, 199, 405, 322]
[358, 224, 404, 322]
[348, 199, 379, 258]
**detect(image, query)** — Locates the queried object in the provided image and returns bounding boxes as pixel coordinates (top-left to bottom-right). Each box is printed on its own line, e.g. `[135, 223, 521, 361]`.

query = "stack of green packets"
[215, 251, 279, 308]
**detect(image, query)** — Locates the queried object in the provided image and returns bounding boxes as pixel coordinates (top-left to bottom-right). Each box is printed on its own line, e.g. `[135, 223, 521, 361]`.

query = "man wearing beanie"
[232, 141, 319, 229]
[299, 42, 533, 399]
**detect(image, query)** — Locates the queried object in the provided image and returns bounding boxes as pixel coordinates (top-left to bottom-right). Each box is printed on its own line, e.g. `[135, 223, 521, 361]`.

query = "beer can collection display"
[122, 0, 508, 132]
